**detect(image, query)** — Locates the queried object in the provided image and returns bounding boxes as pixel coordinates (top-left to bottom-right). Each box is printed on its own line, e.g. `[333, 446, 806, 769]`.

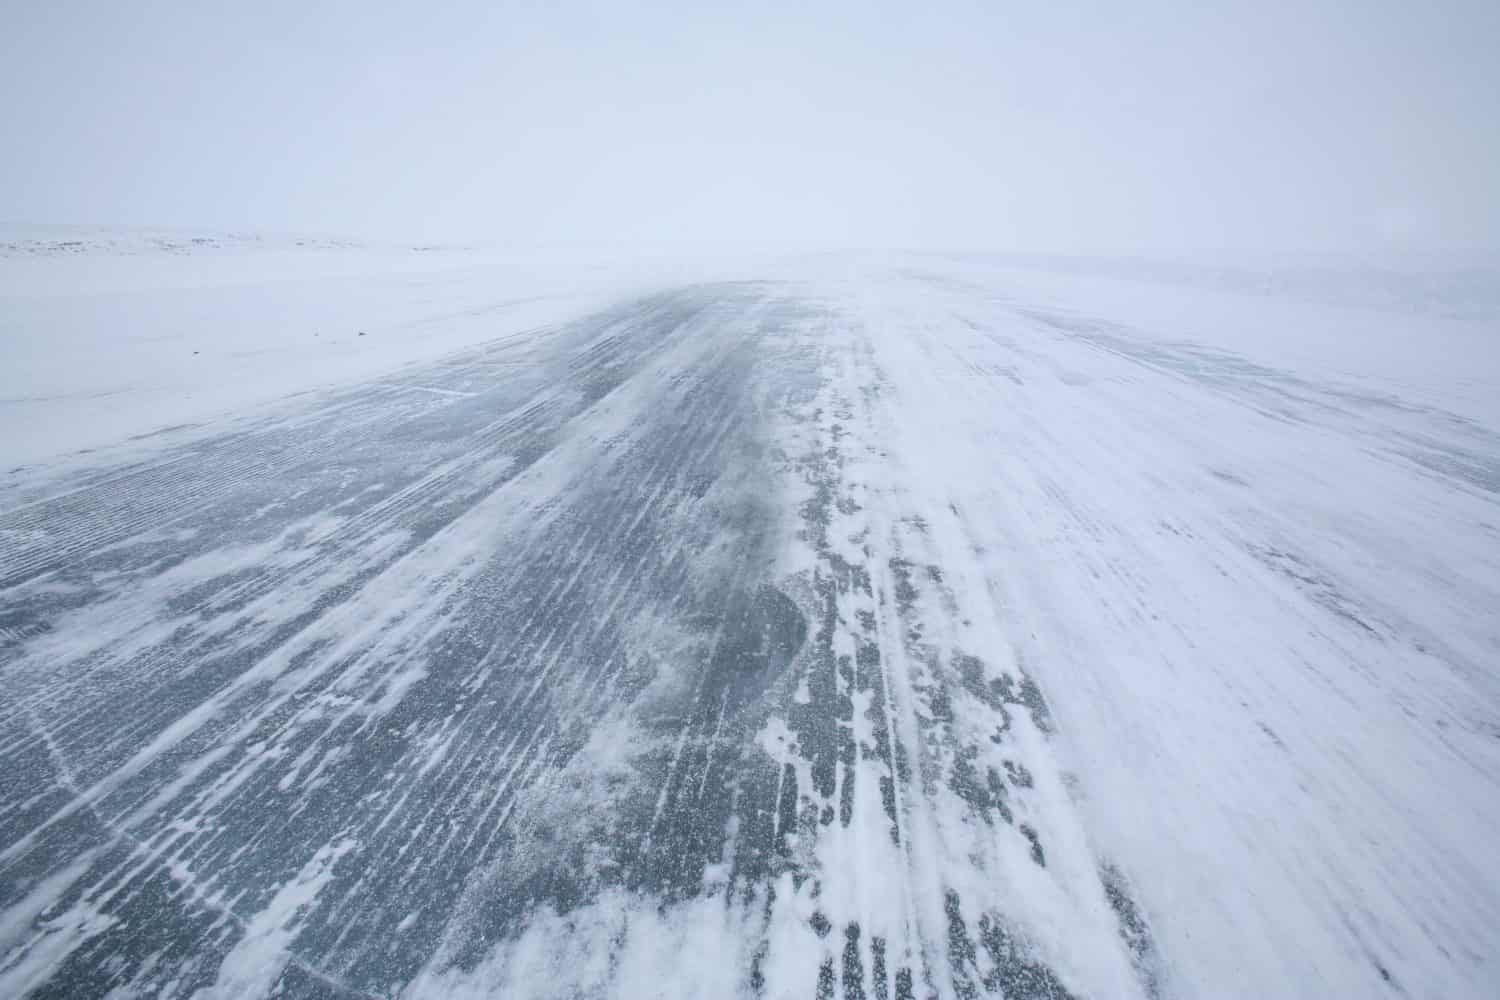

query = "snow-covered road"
[2, 253, 1498, 998]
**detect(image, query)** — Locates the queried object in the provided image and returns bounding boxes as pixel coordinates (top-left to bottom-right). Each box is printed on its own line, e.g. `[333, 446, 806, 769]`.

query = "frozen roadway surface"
[2, 246, 1499, 998]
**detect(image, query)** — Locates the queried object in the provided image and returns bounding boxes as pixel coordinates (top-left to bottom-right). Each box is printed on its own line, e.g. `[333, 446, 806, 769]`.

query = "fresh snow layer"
[1, 237, 1497, 999]
[0, 226, 756, 473]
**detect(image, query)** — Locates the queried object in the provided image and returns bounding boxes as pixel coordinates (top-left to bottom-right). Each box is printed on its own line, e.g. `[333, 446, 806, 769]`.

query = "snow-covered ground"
[833, 261, 1500, 997]
[0, 226, 748, 475]
[1, 234, 1497, 998]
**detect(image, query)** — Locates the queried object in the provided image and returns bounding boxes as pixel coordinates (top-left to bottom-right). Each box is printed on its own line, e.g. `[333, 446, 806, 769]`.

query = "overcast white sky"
[3, 0, 1497, 252]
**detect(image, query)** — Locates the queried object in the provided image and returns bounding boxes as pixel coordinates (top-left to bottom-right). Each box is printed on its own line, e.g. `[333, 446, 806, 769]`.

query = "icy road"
[2, 254, 1499, 998]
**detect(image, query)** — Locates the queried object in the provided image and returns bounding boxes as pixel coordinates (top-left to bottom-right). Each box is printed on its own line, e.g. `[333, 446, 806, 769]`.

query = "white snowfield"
[1, 230, 1497, 999]
[0, 226, 742, 473]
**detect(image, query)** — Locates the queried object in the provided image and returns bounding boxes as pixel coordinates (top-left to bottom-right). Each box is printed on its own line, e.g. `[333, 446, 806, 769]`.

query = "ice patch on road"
[194, 837, 357, 1000]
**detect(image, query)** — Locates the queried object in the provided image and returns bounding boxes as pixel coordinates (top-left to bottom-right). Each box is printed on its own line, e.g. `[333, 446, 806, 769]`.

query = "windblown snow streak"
[2, 263, 1498, 998]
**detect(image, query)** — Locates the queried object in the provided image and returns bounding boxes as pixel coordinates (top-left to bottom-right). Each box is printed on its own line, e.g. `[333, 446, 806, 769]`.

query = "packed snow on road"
[2, 231, 1498, 998]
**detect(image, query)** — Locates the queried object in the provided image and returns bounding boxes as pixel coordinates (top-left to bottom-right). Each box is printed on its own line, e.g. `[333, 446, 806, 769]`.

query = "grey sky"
[3, 0, 1497, 251]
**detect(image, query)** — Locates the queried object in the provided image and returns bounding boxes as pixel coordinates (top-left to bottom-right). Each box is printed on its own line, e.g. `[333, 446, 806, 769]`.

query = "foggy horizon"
[4, 0, 1498, 254]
